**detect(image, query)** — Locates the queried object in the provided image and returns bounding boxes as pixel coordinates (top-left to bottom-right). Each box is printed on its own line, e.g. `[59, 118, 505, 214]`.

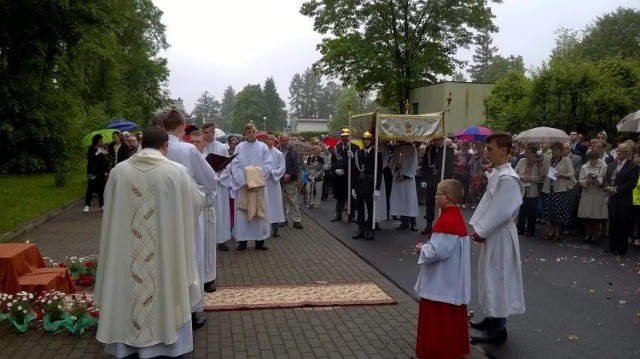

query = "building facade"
[409, 82, 495, 135]
[294, 118, 330, 133]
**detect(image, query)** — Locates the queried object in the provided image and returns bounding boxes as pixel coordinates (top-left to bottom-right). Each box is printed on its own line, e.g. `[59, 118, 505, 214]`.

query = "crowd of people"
[84, 110, 638, 357]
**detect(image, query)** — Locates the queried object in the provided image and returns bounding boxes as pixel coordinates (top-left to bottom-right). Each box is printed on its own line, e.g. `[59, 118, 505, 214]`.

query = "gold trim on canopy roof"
[349, 111, 445, 141]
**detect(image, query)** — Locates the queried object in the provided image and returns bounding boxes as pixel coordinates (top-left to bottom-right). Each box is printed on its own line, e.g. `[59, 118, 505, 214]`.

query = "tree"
[469, 32, 498, 82]
[229, 84, 266, 132]
[220, 86, 236, 130]
[452, 71, 466, 82]
[263, 77, 287, 131]
[191, 91, 220, 125]
[330, 86, 363, 131]
[484, 71, 532, 132]
[318, 81, 341, 119]
[0, 0, 169, 175]
[482, 55, 525, 83]
[581, 7, 640, 61]
[301, 0, 498, 112]
[288, 73, 304, 118]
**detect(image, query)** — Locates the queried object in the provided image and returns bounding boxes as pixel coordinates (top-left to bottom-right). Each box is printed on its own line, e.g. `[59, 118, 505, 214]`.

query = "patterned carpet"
[203, 282, 397, 311]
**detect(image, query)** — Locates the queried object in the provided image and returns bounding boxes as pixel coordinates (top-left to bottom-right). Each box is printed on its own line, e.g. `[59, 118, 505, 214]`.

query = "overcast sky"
[152, 0, 637, 112]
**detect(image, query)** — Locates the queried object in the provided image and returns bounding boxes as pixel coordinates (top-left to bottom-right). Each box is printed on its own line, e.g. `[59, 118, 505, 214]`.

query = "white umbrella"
[616, 110, 640, 132]
[214, 128, 226, 139]
[514, 127, 569, 143]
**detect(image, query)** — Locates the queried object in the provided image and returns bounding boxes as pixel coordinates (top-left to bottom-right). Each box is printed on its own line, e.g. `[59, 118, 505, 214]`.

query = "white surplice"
[231, 140, 271, 241]
[469, 163, 526, 317]
[388, 144, 419, 217]
[167, 134, 217, 312]
[266, 147, 285, 224]
[205, 140, 232, 244]
[96, 148, 204, 357]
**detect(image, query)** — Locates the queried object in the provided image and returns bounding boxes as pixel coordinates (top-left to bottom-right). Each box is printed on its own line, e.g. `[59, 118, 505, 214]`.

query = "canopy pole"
[372, 110, 379, 230]
[348, 105, 352, 220]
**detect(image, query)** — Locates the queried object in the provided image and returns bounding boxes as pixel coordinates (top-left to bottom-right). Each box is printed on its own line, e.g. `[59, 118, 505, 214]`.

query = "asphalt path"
[302, 199, 640, 358]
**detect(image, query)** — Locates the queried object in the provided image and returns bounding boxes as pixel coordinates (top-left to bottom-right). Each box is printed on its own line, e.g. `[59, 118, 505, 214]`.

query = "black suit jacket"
[571, 142, 587, 159]
[331, 142, 360, 173]
[277, 146, 300, 180]
[603, 159, 639, 208]
[420, 145, 454, 184]
[351, 148, 383, 193]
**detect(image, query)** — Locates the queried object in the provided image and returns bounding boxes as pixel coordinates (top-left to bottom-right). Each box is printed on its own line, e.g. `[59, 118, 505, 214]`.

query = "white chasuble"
[469, 163, 526, 317]
[231, 140, 272, 241]
[96, 149, 204, 355]
[389, 144, 419, 217]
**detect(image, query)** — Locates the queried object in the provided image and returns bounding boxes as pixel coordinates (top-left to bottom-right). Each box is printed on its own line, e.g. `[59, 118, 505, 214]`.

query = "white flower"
[22, 310, 27, 314]
[28, 293, 33, 299]
[53, 296, 58, 300]
[7, 303, 12, 308]
[17, 306, 22, 311]
[8, 295, 12, 299]
[41, 299, 46, 303]
[70, 316, 77, 321]
[57, 305, 62, 310]
[47, 300, 52, 305]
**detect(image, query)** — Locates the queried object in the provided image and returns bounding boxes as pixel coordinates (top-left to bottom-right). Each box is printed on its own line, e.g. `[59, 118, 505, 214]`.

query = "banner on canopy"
[350, 112, 444, 141]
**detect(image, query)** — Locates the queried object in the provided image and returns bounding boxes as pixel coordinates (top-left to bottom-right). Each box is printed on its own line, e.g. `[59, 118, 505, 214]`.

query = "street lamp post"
[263, 116, 267, 131]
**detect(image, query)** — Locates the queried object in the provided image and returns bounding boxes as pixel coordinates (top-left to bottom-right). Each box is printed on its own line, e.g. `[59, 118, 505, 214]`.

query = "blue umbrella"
[106, 118, 138, 131]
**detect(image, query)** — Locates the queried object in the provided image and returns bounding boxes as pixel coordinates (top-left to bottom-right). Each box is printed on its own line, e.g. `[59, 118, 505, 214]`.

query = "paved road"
[304, 200, 640, 358]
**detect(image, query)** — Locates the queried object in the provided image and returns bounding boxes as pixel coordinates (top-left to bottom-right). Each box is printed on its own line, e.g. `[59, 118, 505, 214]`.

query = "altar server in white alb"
[231, 122, 272, 250]
[468, 132, 525, 345]
[202, 122, 233, 253]
[189, 130, 218, 294]
[163, 108, 218, 329]
[263, 132, 286, 237]
[389, 141, 420, 231]
[96, 126, 204, 358]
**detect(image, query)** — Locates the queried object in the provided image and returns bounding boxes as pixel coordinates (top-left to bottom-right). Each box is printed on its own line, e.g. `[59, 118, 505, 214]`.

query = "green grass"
[0, 169, 86, 236]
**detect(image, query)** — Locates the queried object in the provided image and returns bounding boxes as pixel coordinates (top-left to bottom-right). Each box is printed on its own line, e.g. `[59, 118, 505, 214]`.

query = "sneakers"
[83, 205, 90, 213]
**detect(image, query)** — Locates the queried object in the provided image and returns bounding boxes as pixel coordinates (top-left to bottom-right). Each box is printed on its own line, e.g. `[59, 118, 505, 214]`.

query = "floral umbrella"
[455, 126, 492, 141]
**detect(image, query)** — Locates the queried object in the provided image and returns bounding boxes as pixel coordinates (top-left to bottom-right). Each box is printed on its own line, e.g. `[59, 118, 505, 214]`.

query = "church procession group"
[92, 106, 526, 358]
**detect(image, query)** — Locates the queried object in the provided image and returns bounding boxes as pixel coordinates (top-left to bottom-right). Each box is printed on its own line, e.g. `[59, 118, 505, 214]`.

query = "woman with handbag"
[541, 142, 576, 240]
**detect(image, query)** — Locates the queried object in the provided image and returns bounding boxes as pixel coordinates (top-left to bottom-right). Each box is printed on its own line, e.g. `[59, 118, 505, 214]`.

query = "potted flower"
[3, 291, 36, 333]
[63, 293, 98, 335]
[35, 290, 67, 333]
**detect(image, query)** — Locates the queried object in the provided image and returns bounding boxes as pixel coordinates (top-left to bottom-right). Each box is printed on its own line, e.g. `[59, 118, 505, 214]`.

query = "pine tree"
[288, 73, 303, 118]
[469, 32, 498, 82]
[263, 77, 286, 131]
[191, 91, 220, 126]
[220, 86, 235, 131]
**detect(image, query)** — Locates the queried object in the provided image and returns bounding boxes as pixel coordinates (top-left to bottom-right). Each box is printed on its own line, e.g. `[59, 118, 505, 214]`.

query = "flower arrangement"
[43, 255, 98, 287]
[0, 291, 37, 333]
[0, 290, 99, 335]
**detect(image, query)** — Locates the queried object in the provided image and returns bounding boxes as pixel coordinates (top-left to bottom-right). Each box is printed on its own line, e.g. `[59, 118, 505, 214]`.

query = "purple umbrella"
[106, 118, 138, 131]
[455, 126, 492, 141]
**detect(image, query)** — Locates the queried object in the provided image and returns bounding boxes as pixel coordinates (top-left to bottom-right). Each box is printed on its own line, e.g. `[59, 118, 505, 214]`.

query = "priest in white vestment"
[231, 123, 272, 250]
[96, 127, 204, 358]
[190, 130, 218, 293]
[469, 133, 525, 345]
[389, 141, 419, 231]
[203, 122, 233, 252]
[263, 132, 286, 237]
[163, 109, 217, 327]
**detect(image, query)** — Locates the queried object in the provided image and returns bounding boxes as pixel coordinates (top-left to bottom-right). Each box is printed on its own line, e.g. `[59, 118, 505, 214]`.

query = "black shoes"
[272, 232, 280, 238]
[217, 243, 229, 252]
[395, 225, 409, 230]
[255, 240, 268, 250]
[420, 227, 432, 235]
[470, 329, 508, 344]
[293, 222, 303, 229]
[279, 222, 288, 228]
[365, 232, 374, 240]
[352, 232, 365, 239]
[237, 242, 247, 251]
[204, 280, 216, 293]
[469, 318, 489, 331]
[330, 216, 342, 222]
[410, 225, 418, 232]
[191, 313, 206, 330]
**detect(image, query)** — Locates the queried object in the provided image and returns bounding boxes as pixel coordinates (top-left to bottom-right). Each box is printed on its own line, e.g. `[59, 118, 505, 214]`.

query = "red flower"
[36, 311, 44, 321]
[78, 275, 95, 287]
[58, 262, 66, 268]
[85, 261, 94, 268]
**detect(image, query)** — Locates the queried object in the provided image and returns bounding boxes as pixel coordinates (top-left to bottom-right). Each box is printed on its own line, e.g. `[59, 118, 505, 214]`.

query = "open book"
[205, 153, 237, 172]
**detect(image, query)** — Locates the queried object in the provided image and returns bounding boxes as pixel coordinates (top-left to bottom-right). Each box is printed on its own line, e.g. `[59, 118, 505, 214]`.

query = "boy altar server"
[414, 179, 471, 359]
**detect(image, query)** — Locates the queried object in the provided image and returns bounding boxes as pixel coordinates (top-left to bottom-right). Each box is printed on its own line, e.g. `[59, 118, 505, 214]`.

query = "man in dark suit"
[569, 131, 587, 160]
[351, 131, 383, 240]
[419, 135, 454, 235]
[330, 128, 360, 222]
[603, 142, 639, 255]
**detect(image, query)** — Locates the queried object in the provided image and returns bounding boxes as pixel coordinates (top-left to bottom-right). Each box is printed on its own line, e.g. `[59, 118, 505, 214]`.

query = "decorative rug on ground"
[203, 282, 397, 311]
